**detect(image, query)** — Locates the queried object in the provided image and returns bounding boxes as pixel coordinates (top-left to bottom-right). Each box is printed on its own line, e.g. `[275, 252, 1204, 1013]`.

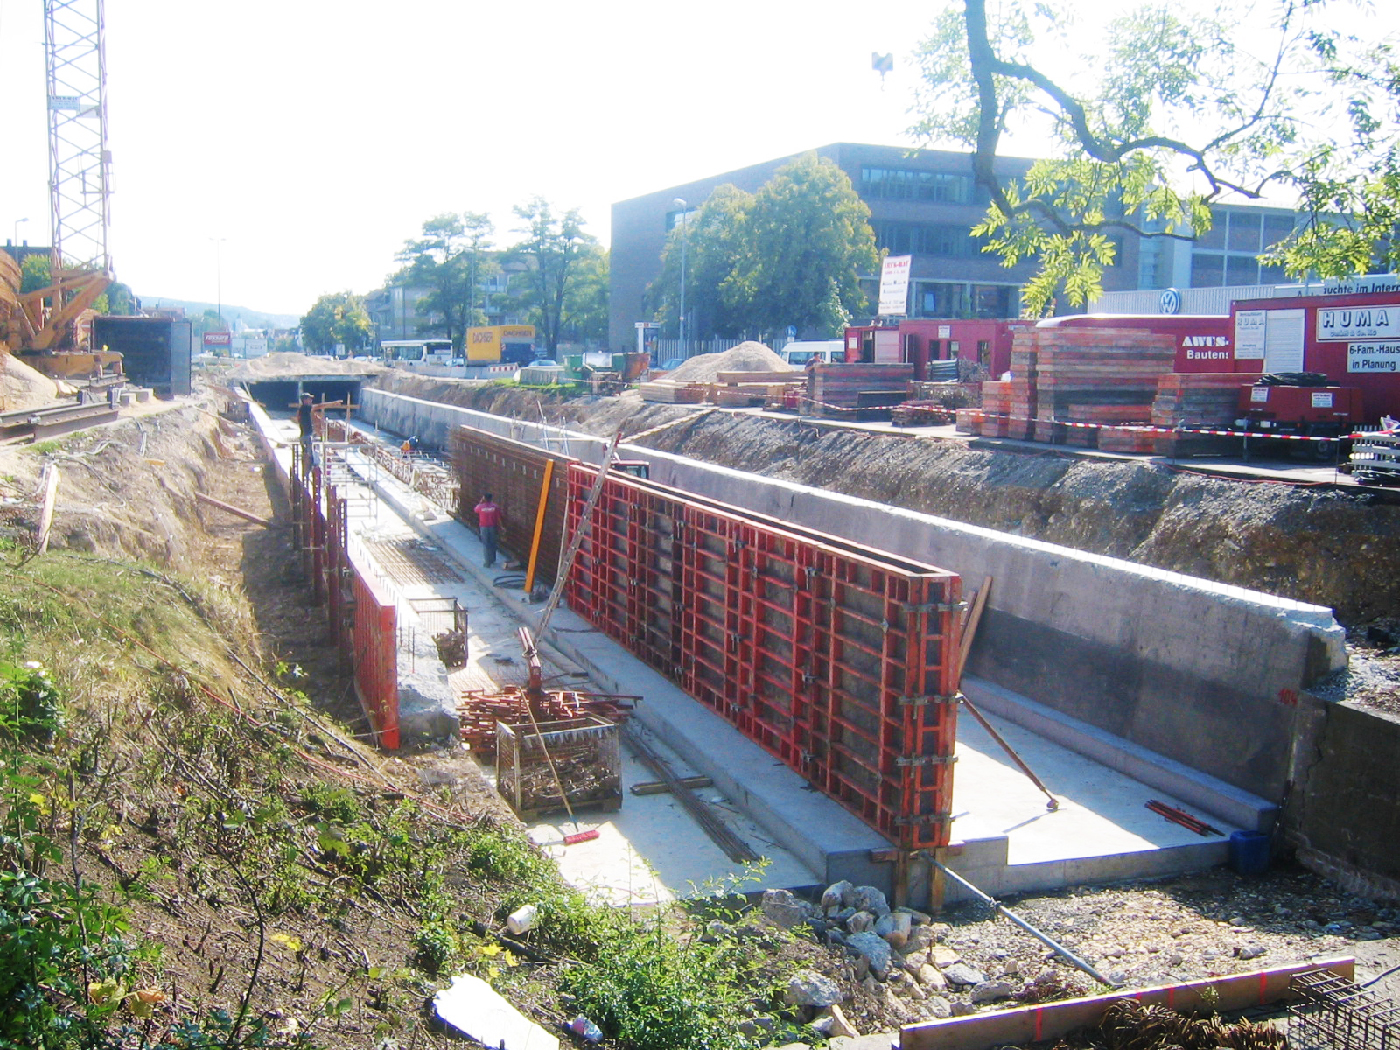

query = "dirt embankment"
[635, 411, 1400, 626]
[369, 374, 1400, 628]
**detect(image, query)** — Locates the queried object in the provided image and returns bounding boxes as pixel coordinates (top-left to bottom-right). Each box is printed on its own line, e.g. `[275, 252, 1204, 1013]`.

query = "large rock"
[762, 888, 813, 929]
[970, 980, 1014, 1004]
[847, 910, 876, 934]
[820, 1004, 859, 1039]
[882, 912, 913, 947]
[917, 963, 948, 991]
[902, 924, 936, 956]
[922, 995, 952, 1020]
[853, 885, 890, 917]
[785, 970, 844, 1008]
[847, 932, 895, 979]
[942, 962, 986, 987]
[822, 880, 855, 911]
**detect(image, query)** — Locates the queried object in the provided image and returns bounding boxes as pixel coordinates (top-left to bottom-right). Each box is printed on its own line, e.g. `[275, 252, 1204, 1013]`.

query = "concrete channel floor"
[264, 411, 1245, 908]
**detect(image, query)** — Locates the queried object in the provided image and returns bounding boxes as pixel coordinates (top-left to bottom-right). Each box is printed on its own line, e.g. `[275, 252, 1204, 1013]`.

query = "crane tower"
[45, 0, 111, 276]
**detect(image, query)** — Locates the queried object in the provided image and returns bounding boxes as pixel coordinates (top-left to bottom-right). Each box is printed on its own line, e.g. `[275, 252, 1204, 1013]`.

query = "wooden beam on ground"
[195, 492, 273, 527]
[899, 957, 1356, 1050]
[630, 775, 713, 796]
[35, 465, 60, 554]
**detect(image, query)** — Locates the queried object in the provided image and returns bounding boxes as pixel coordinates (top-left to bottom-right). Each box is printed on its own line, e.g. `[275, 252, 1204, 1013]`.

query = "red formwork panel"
[352, 572, 400, 750]
[562, 464, 961, 851]
[294, 461, 401, 750]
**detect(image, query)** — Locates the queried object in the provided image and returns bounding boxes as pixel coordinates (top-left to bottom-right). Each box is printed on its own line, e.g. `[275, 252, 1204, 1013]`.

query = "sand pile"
[0, 352, 62, 412]
[666, 342, 792, 384]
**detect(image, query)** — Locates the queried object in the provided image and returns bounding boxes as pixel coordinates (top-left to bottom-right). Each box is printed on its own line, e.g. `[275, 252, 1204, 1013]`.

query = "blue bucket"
[1228, 830, 1271, 875]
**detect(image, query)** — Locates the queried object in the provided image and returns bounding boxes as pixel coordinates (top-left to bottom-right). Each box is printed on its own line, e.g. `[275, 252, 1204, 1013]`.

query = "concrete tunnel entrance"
[241, 375, 369, 414]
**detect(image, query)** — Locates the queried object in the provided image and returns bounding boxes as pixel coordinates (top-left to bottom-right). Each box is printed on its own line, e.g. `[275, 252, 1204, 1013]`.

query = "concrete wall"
[358, 389, 1347, 801]
[1286, 698, 1400, 900]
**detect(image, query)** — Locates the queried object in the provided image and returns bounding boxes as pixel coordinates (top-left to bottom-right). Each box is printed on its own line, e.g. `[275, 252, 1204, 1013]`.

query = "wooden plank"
[630, 775, 713, 796]
[195, 491, 272, 527]
[715, 370, 801, 384]
[35, 465, 60, 554]
[899, 957, 1355, 1050]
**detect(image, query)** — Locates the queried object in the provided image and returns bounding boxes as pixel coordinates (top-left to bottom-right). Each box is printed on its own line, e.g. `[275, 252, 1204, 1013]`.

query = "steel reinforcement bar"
[562, 463, 963, 851]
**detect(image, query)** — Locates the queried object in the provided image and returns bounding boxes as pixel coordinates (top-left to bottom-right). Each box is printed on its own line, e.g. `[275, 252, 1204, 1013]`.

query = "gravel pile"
[756, 867, 1400, 1034]
[666, 342, 793, 384]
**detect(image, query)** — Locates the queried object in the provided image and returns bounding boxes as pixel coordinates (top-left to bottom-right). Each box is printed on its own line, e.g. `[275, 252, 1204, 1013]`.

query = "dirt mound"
[227, 351, 385, 379]
[666, 341, 792, 384]
[0, 351, 62, 411]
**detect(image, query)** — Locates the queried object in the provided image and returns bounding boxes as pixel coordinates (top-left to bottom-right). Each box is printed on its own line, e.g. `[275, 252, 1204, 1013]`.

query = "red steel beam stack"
[563, 465, 963, 851]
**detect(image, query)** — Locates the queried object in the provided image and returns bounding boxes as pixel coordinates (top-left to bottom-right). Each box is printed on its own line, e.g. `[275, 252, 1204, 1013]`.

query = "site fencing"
[561, 464, 964, 850]
[290, 444, 401, 748]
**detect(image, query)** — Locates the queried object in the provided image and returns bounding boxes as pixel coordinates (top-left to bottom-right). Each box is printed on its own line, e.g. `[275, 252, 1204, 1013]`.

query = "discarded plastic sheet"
[433, 973, 559, 1050]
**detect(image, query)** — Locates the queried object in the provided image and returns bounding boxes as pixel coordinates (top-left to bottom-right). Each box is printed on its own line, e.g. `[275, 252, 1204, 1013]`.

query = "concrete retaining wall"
[359, 389, 1347, 801]
[1287, 698, 1400, 899]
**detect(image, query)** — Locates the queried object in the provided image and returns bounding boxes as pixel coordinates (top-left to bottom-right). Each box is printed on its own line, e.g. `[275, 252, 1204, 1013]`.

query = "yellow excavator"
[0, 249, 122, 380]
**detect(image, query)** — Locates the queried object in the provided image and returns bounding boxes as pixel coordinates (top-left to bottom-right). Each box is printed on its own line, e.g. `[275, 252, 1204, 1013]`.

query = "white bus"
[379, 338, 454, 366]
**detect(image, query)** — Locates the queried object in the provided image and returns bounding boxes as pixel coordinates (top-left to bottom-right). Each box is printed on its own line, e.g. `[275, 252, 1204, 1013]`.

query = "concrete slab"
[948, 702, 1236, 897]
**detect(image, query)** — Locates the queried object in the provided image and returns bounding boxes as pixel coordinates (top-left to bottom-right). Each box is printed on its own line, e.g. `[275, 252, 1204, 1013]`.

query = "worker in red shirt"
[473, 493, 501, 568]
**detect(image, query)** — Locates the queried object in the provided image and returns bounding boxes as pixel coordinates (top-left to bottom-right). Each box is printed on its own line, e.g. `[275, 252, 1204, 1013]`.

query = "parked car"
[527, 358, 559, 368]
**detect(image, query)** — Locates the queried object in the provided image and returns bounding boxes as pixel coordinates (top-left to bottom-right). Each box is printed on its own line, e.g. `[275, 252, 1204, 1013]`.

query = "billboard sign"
[878, 255, 912, 317]
[202, 331, 231, 348]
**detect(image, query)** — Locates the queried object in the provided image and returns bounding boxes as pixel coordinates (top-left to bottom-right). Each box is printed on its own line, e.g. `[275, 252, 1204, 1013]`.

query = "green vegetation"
[377, 201, 610, 356]
[300, 292, 373, 356]
[0, 543, 807, 1049]
[912, 0, 1400, 313]
[649, 153, 878, 341]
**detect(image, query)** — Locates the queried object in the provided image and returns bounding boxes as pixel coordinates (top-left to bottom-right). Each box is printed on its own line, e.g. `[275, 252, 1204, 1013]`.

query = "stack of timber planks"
[954, 408, 984, 434]
[638, 381, 707, 404]
[1097, 426, 1158, 453]
[1035, 330, 1176, 425]
[1151, 373, 1249, 428]
[806, 363, 914, 417]
[891, 402, 956, 426]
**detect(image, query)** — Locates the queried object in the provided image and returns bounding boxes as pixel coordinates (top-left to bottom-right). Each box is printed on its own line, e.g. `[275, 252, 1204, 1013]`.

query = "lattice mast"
[45, 0, 111, 276]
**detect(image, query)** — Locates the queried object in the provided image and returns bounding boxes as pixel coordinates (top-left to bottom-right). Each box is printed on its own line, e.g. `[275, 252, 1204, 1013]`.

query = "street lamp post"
[12, 217, 28, 247]
[209, 237, 227, 326]
[673, 198, 688, 359]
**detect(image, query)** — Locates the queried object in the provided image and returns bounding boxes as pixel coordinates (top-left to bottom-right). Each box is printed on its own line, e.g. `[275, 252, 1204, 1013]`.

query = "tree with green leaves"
[649, 160, 877, 341]
[651, 184, 757, 339]
[509, 198, 598, 354]
[300, 292, 372, 356]
[736, 152, 878, 335]
[389, 213, 497, 350]
[561, 246, 610, 346]
[912, 0, 1400, 314]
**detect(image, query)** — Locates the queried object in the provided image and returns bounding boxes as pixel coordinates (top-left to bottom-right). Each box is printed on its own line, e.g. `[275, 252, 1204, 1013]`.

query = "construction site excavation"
[2, 345, 1399, 1050]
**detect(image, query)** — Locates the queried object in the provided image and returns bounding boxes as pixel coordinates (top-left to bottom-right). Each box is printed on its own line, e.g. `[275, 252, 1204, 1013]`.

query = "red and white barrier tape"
[979, 415, 1349, 443]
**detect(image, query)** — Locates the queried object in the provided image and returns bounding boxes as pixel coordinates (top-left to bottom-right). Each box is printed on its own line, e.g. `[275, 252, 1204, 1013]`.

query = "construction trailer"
[466, 325, 535, 366]
[845, 319, 1031, 381]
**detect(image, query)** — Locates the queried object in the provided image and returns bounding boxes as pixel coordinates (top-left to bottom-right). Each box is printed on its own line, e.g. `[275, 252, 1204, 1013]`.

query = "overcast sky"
[2, 1, 1396, 321]
[1, 0, 946, 319]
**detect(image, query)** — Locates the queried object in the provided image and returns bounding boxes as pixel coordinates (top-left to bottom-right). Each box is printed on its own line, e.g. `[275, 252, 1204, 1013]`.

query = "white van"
[781, 340, 844, 367]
